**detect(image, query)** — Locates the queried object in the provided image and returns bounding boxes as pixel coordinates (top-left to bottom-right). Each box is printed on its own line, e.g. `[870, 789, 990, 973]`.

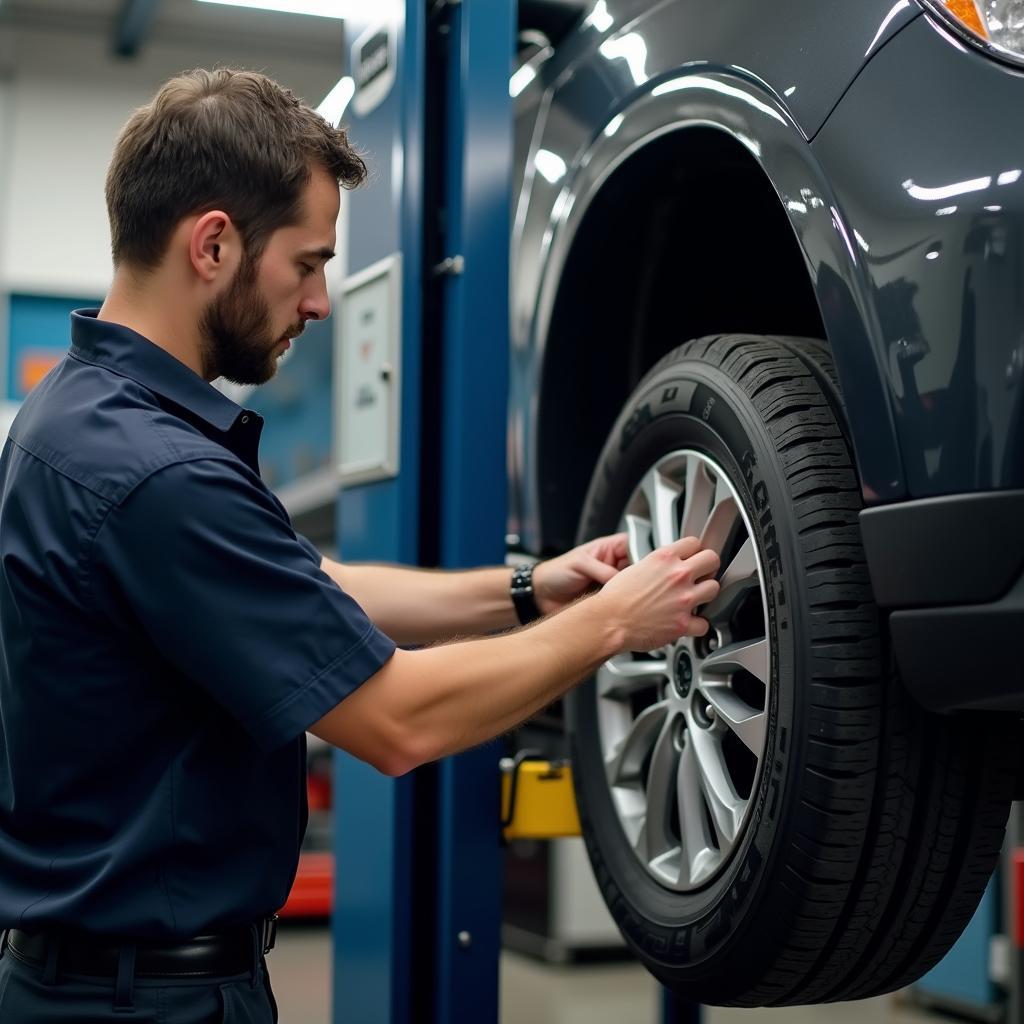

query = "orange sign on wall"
[18, 351, 62, 395]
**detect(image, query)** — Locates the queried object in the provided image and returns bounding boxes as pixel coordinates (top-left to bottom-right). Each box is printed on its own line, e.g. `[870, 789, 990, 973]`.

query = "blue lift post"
[333, 1, 512, 1021]
[431, 0, 515, 1020]
[331, 3, 426, 1022]
[663, 991, 702, 1023]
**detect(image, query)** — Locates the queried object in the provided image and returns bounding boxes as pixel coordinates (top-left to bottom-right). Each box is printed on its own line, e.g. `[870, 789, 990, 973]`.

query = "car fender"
[517, 71, 906, 552]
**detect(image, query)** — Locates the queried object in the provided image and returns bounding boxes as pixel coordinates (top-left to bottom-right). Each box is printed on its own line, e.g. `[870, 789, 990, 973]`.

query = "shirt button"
[240, 415, 250, 425]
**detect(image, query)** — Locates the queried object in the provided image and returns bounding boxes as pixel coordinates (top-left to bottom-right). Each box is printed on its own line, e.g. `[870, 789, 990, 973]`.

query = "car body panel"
[812, 14, 1024, 497]
[510, 1, 926, 548]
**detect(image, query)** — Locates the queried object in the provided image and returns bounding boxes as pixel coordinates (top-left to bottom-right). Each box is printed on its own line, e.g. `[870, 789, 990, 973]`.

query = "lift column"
[330, 3, 426, 1022]
[430, 0, 515, 1019]
[332, 1, 514, 1021]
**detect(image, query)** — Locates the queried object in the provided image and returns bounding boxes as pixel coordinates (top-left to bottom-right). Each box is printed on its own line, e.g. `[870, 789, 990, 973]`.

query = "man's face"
[200, 165, 340, 385]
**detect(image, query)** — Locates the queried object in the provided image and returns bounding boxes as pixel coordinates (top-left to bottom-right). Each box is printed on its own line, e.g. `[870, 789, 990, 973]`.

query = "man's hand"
[531, 533, 631, 615]
[597, 536, 720, 651]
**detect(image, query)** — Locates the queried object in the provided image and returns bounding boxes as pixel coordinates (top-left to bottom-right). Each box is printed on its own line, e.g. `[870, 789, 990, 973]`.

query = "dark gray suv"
[509, 0, 1024, 1007]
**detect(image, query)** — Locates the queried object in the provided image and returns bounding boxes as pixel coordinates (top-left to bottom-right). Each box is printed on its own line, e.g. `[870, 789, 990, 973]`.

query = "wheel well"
[536, 126, 826, 553]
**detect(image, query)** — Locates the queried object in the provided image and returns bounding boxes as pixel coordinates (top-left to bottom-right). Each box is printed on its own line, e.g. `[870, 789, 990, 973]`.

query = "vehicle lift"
[331, 2, 701, 1021]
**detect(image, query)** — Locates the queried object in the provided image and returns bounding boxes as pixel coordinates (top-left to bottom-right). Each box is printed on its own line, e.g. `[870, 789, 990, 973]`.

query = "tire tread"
[668, 334, 1012, 1005]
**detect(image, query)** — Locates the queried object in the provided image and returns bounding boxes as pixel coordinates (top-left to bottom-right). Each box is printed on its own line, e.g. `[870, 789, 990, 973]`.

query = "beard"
[200, 254, 302, 386]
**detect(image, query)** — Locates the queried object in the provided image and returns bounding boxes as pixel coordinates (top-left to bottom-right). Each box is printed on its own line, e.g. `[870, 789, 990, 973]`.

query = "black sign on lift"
[351, 22, 396, 117]
[358, 30, 390, 90]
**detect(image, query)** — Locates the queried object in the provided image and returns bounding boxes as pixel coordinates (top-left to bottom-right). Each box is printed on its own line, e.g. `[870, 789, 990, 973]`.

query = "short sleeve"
[294, 532, 323, 565]
[90, 458, 395, 751]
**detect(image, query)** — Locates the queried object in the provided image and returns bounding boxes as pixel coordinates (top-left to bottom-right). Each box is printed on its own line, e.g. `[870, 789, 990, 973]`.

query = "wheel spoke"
[648, 847, 684, 886]
[700, 636, 770, 685]
[598, 656, 670, 702]
[678, 741, 719, 887]
[679, 457, 715, 540]
[625, 513, 653, 565]
[641, 468, 682, 549]
[703, 537, 759, 623]
[640, 715, 679, 860]
[619, 809, 645, 849]
[721, 536, 758, 590]
[605, 701, 669, 788]
[699, 495, 739, 557]
[702, 683, 767, 756]
[689, 727, 745, 847]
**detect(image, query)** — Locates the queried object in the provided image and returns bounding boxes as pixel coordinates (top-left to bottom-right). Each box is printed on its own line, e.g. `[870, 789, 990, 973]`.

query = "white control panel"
[335, 253, 401, 486]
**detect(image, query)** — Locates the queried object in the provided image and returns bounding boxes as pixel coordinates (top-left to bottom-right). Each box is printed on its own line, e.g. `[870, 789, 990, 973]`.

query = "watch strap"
[510, 563, 542, 625]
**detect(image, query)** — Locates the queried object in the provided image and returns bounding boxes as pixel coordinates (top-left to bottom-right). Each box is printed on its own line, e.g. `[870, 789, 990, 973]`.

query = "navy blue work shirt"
[0, 310, 396, 938]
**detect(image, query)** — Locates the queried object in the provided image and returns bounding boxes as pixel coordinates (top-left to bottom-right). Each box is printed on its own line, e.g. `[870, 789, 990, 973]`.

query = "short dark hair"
[105, 68, 366, 270]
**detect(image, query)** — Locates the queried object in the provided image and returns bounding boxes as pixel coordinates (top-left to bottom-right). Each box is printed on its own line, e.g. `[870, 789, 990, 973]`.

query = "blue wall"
[914, 877, 1000, 1009]
[4, 293, 336, 495]
[243, 315, 335, 490]
[6, 293, 100, 401]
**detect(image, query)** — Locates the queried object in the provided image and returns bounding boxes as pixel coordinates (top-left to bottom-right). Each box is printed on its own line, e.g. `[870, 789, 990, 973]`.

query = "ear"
[189, 210, 242, 284]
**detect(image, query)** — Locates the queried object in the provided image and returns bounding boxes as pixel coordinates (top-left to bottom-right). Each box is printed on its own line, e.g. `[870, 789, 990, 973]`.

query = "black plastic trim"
[891, 569, 1024, 713]
[860, 491, 1024, 609]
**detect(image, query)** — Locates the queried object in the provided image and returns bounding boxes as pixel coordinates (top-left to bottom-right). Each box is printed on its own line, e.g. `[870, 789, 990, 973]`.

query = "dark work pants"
[0, 935, 279, 1023]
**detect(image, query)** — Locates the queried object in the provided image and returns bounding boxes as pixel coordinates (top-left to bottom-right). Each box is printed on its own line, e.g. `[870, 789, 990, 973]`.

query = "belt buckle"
[261, 914, 278, 955]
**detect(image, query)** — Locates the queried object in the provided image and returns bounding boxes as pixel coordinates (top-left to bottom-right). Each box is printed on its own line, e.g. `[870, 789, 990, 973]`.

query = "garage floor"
[271, 923, 938, 1023]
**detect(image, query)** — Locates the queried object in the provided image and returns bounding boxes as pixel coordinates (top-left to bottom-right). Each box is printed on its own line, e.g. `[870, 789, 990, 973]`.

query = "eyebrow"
[298, 247, 336, 263]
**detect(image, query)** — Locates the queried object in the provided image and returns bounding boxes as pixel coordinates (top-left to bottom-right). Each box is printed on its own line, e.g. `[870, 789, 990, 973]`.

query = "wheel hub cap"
[672, 650, 694, 700]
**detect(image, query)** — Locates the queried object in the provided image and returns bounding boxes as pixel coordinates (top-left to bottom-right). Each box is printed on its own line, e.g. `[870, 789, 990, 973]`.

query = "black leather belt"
[2, 915, 277, 980]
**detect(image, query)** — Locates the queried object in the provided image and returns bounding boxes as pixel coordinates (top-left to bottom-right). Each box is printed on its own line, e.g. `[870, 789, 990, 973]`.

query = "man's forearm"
[310, 592, 625, 774]
[311, 538, 721, 775]
[320, 557, 517, 644]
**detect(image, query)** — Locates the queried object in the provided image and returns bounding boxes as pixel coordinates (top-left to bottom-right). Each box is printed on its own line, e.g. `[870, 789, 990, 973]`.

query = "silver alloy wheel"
[596, 449, 771, 892]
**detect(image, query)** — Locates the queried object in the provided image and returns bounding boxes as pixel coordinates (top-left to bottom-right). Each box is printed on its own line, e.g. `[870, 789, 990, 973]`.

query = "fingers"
[582, 554, 618, 586]
[682, 614, 711, 638]
[677, 576, 721, 639]
[589, 532, 629, 564]
[654, 540, 720, 581]
[683, 548, 721, 582]
[667, 535, 702, 560]
[688, 577, 721, 607]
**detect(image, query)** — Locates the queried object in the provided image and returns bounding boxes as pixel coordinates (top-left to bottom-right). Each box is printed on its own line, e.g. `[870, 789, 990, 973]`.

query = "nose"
[299, 280, 331, 323]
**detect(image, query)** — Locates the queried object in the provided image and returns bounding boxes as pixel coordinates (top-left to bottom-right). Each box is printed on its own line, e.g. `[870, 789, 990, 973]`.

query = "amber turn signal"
[942, 0, 989, 37]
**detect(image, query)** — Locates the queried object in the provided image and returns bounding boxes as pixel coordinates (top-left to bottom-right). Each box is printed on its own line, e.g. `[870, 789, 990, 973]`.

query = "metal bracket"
[500, 748, 543, 830]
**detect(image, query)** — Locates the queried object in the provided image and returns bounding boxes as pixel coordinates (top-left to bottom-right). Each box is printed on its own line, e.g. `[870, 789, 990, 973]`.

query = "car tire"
[568, 334, 1016, 1006]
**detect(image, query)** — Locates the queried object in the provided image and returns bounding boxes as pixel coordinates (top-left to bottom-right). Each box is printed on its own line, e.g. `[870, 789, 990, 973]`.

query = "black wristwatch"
[510, 563, 542, 625]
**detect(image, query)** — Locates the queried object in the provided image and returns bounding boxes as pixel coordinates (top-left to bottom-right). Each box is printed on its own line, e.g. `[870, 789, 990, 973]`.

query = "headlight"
[923, 0, 1024, 65]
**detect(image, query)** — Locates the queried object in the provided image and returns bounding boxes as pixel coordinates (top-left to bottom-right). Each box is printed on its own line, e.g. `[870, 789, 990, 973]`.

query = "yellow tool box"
[500, 752, 582, 841]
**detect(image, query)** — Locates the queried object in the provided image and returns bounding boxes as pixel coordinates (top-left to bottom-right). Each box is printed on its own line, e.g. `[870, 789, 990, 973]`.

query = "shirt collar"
[70, 309, 250, 434]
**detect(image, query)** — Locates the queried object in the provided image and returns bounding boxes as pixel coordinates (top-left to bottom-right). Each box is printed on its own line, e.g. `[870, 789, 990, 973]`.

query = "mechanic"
[0, 68, 720, 1022]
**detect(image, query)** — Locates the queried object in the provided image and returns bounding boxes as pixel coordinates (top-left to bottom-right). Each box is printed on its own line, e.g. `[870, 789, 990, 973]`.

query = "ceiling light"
[195, 0, 349, 19]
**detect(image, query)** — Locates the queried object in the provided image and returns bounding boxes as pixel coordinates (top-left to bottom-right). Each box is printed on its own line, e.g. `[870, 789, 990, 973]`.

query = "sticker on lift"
[351, 22, 397, 118]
